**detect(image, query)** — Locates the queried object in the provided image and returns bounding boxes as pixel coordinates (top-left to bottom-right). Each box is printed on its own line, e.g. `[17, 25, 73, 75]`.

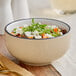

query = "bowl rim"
[5, 18, 71, 40]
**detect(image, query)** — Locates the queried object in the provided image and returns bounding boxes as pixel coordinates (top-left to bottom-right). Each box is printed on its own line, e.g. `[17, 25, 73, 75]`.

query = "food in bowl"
[5, 18, 71, 66]
[11, 19, 67, 39]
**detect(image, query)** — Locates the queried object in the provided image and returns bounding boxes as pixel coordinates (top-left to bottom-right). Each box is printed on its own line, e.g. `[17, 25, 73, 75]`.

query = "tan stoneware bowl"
[5, 18, 71, 66]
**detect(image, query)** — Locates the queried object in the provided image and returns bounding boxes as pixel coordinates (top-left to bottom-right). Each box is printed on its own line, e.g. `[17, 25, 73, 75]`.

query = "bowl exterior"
[5, 32, 70, 65]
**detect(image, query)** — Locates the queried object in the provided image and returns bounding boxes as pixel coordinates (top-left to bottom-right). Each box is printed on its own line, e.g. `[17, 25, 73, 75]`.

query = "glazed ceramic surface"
[5, 18, 71, 66]
[0, 0, 29, 34]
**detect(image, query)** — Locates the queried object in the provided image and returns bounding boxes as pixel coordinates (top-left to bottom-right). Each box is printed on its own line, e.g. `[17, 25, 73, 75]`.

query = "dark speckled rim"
[5, 18, 71, 40]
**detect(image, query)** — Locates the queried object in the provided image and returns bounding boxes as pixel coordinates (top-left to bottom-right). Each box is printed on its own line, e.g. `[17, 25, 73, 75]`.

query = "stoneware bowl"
[5, 18, 71, 66]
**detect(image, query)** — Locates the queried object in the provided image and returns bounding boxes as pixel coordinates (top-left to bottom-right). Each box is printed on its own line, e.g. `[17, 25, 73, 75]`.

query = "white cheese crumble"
[59, 32, 63, 35]
[34, 35, 42, 39]
[45, 34, 54, 38]
[16, 28, 23, 34]
[32, 31, 39, 36]
[25, 31, 32, 37]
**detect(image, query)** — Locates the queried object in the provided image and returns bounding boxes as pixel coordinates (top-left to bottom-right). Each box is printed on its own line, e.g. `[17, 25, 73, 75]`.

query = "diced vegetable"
[11, 19, 67, 39]
[53, 28, 58, 32]
[27, 36, 33, 39]
[11, 32, 16, 36]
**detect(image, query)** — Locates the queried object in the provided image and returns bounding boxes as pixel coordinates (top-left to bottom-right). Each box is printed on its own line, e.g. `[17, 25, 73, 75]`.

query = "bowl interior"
[5, 18, 70, 35]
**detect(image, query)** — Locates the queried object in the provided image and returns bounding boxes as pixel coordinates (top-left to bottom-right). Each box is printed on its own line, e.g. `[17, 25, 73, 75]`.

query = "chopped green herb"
[11, 18, 66, 39]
